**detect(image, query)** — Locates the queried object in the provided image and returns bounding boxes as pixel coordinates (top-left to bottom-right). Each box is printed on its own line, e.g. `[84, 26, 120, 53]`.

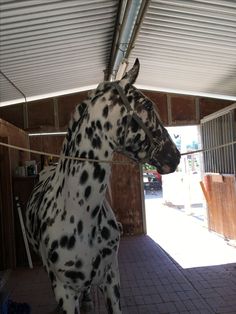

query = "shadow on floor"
[5, 235, 236, 314]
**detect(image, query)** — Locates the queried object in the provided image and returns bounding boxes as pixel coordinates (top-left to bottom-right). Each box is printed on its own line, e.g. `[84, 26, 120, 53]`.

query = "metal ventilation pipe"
[108, 0, 150, 81]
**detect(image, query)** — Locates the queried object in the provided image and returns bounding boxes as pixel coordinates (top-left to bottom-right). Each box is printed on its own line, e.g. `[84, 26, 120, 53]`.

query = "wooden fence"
[203, 174, 236, 240]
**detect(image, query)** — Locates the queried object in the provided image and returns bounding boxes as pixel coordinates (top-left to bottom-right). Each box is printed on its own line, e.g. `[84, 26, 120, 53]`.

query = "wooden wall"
[0, 92, 89, 133]
[0, 119, 30, 269]
[0, 118, 30, 171]
[203, 174, 236, 240]
[0, 137, 15, 269]
[0, 91, 234, 237]
[142, 91, 233, 126]
[29, 135, 64, 172]
[0, 91, 233, 132]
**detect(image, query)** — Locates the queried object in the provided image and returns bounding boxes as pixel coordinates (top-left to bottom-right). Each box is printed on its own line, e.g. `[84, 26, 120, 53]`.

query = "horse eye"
[143, 100, 153, 111]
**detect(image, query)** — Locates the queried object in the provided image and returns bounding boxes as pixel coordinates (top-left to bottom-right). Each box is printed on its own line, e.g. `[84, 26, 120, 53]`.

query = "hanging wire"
[0, 70, 27, 103]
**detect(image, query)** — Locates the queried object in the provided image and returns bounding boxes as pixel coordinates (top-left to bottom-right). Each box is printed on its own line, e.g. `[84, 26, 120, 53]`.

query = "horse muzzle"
[149, 145, 181, 174]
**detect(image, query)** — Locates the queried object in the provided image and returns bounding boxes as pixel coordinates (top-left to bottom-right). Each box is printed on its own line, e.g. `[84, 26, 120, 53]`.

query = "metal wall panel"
[0, 0, 119, 105]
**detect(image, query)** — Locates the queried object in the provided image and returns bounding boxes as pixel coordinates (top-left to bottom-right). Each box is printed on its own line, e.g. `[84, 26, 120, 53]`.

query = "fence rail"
[201, 103, 236, 176]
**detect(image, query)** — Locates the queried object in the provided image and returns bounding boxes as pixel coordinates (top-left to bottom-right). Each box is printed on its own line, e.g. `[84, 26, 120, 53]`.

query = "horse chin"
[148, 160, 178, 175]
[157, 164, 173, 174]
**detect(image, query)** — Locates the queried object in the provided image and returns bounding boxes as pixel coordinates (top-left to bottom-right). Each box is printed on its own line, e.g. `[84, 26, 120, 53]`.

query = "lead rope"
[181, 140, 236, 156]
[0, 139, 236, 165]
[0, 141, 131, 165]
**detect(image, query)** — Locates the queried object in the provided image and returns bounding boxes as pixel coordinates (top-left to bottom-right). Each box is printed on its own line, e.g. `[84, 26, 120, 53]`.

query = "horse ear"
[120, 58, 140, 84]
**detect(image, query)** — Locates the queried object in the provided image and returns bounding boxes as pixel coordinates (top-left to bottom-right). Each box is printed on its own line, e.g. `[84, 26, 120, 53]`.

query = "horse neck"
[54, 101, 115, 206]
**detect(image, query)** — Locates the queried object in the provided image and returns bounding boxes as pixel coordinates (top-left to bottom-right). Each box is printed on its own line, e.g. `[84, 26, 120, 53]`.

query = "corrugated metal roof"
[131, 0, 236, 100]
[1, 0, 236, 106]
[0, 0, 119, 105]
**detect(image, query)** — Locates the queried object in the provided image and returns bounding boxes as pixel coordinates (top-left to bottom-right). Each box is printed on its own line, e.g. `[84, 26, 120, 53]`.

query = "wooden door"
[0, 137, 16, 270]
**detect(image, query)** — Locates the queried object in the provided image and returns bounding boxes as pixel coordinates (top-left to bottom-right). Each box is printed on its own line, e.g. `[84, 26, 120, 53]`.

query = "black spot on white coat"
[77, 220, 83, 235]
[84, 186, 91, 199]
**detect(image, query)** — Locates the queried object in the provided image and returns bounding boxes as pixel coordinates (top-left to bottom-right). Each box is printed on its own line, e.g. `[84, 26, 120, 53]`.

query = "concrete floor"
[4, 196, 236, 313]
[145, 194, 236, 268]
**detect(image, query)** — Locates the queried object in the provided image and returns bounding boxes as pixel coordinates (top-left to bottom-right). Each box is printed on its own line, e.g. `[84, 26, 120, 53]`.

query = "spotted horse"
[26, 59, 180, 314]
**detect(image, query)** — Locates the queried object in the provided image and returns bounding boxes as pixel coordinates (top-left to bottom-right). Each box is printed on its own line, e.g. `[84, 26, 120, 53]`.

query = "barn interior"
[0, 1, 236, 313]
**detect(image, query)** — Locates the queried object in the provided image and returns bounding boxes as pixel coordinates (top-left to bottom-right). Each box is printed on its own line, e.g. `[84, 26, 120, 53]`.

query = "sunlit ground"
[145, 194, 236, 269]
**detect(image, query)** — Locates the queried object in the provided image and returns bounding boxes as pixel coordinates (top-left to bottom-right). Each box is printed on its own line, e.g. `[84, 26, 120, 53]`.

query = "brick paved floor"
[6, 235, 236, 313]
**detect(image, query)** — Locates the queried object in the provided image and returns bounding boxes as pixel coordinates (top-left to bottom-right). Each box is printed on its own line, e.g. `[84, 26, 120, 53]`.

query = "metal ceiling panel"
[0, 0, 119, 106]
[131, 0, 236, 100]
[1, 0, 236, 106]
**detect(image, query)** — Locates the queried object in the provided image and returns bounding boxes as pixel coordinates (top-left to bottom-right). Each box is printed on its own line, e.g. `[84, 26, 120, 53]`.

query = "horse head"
[112, 59, 181, 174]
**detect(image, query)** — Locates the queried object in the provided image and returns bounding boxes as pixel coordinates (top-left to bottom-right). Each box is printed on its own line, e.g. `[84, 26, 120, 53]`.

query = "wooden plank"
[0, 104, 24, 129]
[0, 137, 16, 269]
[171, 95, 196, 124]
[58, 91, 88, 128]
[0, 118, 30, 172]
[29, 135, 64, 172]
[200, 98, 233, 120]
[110, 153, 144, 235]
[200, 181, 210, 204]
[222, 176, 236, 239]
[141, 91, 168, 125]
[212, 174, 224, 183]
[204, 174, 236, 240]
[0, 119, 30, 269]
[28, 99, 54, 129]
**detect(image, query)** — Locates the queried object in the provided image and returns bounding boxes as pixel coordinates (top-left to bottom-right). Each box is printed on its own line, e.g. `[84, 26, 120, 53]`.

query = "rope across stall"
[1, 140, 236, 163]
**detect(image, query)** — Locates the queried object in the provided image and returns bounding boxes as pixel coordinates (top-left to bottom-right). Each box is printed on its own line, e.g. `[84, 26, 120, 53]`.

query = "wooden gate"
[201, 104, 236, 240]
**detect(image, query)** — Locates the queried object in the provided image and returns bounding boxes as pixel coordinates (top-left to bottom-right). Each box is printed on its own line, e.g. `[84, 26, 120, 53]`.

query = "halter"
[113, 82, 161, 163]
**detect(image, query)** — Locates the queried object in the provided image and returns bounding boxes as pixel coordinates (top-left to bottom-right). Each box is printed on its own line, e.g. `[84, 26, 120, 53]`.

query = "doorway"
[143, 125, 236, 268]
[143, 125, 204, 222]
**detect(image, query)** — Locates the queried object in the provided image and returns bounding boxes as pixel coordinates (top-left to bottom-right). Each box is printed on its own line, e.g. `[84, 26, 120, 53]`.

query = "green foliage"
[143, 163, 156, 171]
